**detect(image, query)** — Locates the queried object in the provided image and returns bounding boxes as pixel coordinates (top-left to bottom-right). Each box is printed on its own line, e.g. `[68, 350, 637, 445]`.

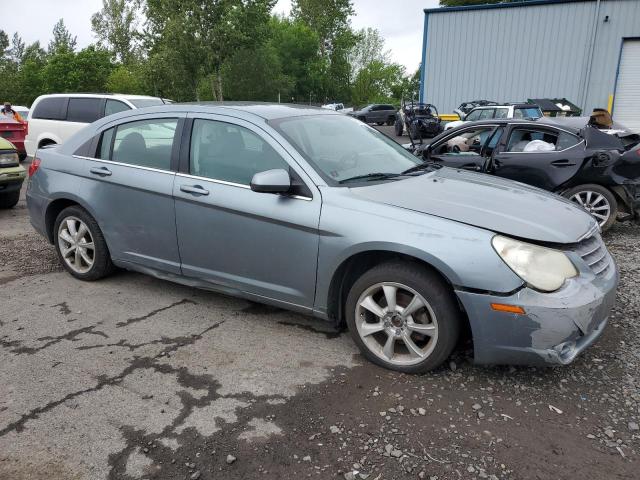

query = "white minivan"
[25, 93, 166, 156]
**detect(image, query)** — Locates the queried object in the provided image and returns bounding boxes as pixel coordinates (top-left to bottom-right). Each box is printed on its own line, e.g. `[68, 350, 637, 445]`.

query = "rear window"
[32, 97, 67, 120]
[126, 98, 164, 109]
[67, 98, 103, 123]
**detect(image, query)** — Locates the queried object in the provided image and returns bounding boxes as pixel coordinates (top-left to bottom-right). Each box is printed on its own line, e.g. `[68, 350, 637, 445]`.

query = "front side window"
[105, 99, 131, 117]
[67, 98, 103, 123]
[190, 119, 289, 185]
[98, 118, 178, 170]
[465, 109, 482, 121]
[433, 127, 495, 156]
[271, 115, 419, 184]
[495, 108, 509, 119]
[506, 128, 559, 152]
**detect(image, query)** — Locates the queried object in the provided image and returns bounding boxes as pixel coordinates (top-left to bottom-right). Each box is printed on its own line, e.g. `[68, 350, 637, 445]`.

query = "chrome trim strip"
[175, 173, 313, 201]
[176, 172, 250, 190]
[72, 155, 174, 175]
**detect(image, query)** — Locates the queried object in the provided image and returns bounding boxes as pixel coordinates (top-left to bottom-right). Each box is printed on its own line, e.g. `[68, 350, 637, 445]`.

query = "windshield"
[127, 98, 165, 108]
[514, 107, 543, 119]
[271, 115, 420, 184]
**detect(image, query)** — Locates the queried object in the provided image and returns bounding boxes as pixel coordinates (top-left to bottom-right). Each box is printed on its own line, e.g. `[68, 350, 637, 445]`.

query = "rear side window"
[32, 97, 67, 120]
[506, 128, 559, 152]
[105, 99, 131, 117]
[67, 98, 103, 123]
[478, 109, 494, 120]
[514, 107, 543, 119]
[98, 118, 178, 170]
[556, 131, 581, 150]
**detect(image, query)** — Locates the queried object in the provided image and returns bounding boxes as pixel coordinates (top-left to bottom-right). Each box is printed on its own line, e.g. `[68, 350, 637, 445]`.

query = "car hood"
[350, 167, 596, 244]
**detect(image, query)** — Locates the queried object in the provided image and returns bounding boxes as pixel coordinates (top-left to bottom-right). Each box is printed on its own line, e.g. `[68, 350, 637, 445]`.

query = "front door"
[490, 125, 584, 190]
[428, 125, 503, 172]
[173, 115, 321, 310]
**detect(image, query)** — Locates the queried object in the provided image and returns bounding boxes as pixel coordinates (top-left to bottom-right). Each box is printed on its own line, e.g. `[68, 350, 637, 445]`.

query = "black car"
[419, 117, 640, 231]
[347, 104, 397, 125]
[395, 102, 443, 140]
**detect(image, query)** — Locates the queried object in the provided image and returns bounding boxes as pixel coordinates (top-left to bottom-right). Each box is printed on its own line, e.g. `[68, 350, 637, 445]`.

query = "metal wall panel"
[421, 0, 640, 118]
[612, 40, 640, 131]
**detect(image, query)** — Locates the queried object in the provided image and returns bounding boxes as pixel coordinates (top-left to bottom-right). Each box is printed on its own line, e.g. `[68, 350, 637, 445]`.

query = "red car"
[0, 117, 27, 161]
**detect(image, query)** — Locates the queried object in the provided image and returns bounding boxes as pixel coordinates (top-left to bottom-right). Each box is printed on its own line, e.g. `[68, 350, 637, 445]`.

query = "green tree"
[48, 19, 77, 54]
[222, 44, 292, 101]
[144, 0, 275, 101]
[91, 0, 140, 64]
[42, 46, 112, 93]
[15, 42, 47, 104]
[351, 60, 404, 107]
[268, 16, 321, 102]
[106, 65, 145, 94]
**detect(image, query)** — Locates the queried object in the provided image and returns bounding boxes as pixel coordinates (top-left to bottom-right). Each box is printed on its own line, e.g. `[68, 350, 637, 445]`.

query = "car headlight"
[0, 152, 19, 167]
[492, 235, 578, 292]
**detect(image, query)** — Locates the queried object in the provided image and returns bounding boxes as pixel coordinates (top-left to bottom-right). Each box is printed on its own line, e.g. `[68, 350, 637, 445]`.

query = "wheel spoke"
[66, 219, 77, 237]
[382, 285, 397, 312]
[382, 334, 395, 360]
[74, 247, 82, 267]
[360, 321, 385, 337]
[402, 294, 425, 318]
[592, 194, 605, 207]
[586, 191, 592, 204]
[360, 295, 385, 319]
[572, 194, 585, 206]
[592, 212, 608, 220]
[76, 223, 87, 241]
[61, 245, 76, 258]
[79, 249, 93, 265]
[402, 332, 425, 358]
[78, 241, 94, 251]
[406, 320, 436, 336]
[59, 229, 74, 244]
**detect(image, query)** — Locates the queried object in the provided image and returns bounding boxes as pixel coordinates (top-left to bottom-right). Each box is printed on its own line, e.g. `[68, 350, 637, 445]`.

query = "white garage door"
[613, 39, 640, 132]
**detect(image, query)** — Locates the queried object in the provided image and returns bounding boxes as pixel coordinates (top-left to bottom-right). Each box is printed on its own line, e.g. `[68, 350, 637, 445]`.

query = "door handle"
[90, 166, 112, 176]
[551, 159, 576, 167]
[180, 184, 209, 196]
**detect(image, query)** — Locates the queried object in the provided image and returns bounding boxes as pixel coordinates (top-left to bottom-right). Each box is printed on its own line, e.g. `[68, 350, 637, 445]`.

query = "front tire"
[562, 184, 617, 232]
[54, 205, 114, 281]
[345, 262, 461, 373]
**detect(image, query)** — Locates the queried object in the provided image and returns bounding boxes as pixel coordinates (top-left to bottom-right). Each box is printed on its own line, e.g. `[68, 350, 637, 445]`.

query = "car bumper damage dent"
[456, 262, 618, 366]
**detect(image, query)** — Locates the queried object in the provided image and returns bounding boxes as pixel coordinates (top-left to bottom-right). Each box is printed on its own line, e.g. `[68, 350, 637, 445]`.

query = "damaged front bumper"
[455, 254, 618, 366]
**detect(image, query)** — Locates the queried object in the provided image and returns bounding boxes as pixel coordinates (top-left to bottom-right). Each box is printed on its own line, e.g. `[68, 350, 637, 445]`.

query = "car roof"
[167, 102, 338, 121]
[35, 93, 161, 101]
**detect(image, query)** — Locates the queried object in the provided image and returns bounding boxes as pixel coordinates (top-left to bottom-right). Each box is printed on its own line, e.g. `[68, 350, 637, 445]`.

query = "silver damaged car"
[26, 104, 619, 373]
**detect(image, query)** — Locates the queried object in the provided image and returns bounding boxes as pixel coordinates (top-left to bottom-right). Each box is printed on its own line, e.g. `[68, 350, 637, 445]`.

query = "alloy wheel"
[57, 216, 95, 274]
[355, 282, 439, 366]
[570, 190, 611, 227]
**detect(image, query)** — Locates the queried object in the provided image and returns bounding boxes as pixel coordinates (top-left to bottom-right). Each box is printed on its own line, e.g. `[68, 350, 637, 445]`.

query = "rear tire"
[376, 121, 384, 126]
[345, 261, 461, 373]
[562, 184, 617, 232]
[0, 190, 20, 209]
[53, 205, 114, 281]
[386, 116, 395, 126]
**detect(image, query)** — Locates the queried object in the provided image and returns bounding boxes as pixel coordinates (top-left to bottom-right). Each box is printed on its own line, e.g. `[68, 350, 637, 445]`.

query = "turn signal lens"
[491, 303, 526, 315]
[28, 157, 41, 177]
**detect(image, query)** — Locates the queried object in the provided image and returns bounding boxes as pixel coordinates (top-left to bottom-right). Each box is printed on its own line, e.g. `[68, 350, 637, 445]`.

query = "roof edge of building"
[424, 0, 593, 15]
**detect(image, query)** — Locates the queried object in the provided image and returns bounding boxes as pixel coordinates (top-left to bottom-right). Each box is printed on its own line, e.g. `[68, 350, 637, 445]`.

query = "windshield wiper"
[401, 162, 443, 175]
[338, 172, 402, 184]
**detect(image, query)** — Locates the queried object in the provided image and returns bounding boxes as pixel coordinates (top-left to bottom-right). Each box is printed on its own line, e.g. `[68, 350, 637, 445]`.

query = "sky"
[2, 0, 439, 73]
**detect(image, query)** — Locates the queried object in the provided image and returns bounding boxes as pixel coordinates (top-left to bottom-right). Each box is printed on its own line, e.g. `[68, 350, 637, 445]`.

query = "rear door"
[490, 125, 584, 190]
[173, 114, 321, 309]
[76, 113, 185, 273]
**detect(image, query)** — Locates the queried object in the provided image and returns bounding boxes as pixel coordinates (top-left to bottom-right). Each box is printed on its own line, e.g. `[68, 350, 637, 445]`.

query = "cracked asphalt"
[1, 155, 638, 479]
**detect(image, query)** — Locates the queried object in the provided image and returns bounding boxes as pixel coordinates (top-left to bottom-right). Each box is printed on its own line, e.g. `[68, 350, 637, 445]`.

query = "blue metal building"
[419, 0, 640, 130]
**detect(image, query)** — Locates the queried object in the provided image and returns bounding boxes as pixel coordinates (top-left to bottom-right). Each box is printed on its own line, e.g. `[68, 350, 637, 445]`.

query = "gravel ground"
[0, 153, 638, 480]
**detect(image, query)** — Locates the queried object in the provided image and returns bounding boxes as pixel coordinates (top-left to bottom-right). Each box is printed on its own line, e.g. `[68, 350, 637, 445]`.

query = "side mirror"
[250, 169, 291, 194]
